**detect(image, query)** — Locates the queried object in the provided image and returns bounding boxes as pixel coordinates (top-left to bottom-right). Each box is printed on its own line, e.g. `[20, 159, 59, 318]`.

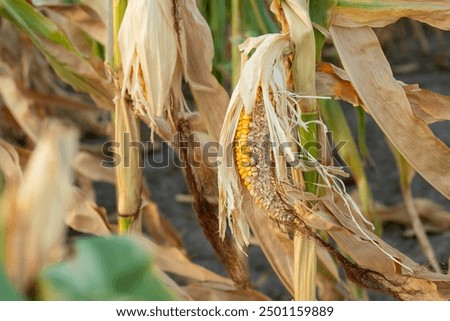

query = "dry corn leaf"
[179, 0, 229, 140]
[377, 198, 450, 233]
[35, 3, 107, 44]
[330, 25, 450, 199]
[316, 63, 363, 106]
[139, 238, 234, 286]
[0, 67, 41, 142]
[327, 228, 450, 300]
[332, 0, 450, 30]
[246, 191, 344, 297]
[3, 121, 78, 293]
[152, 266, 192, 300]
[406, 88, 450, 124]
[0, 140, 22, 183]
[390, 144, 441, 272]
[41, 38, 113, 109]
[183, 283, 270, 301]
[316, 62, 450, 124]
[73, 151, 115, 184]
[244, 194, 295, 296]
[141, 197, 184, 250]
[316, 273, 347, 300]
[319, 197, 450, 300]
[66, 188, 112, 236]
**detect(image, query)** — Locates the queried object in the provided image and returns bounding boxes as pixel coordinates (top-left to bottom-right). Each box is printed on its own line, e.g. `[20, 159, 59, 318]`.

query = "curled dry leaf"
[66, 188, 112, 236]
[406, 88, 450, 124]
[3, 121, 78, 293]
[316, 62, 450, 124]
[332, 0, 450, 30]
[0, 67, 42, 143]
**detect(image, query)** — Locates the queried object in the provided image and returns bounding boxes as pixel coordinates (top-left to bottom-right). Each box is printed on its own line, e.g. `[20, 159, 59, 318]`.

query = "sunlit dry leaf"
[316, 62, 450, 124]
[3, 121, 78, 293]
[316, 63, 362, 106]
[66, 188, 112, 236]
[332, 0, 450, 30]
[330, 25, 450, 199]
[406, 87, 450, 124]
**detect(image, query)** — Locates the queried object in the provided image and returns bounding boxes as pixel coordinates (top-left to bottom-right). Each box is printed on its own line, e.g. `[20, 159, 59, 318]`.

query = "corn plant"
[0, 0, 449, 301]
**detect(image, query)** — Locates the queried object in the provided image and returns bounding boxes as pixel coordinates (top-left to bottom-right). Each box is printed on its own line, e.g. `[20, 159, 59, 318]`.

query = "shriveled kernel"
[233, 89, 294, 225]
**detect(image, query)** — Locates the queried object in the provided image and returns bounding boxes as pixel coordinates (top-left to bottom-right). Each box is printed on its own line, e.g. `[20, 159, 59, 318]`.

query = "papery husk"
[218, 33, 295, 248]
[118, 0, 228, 139]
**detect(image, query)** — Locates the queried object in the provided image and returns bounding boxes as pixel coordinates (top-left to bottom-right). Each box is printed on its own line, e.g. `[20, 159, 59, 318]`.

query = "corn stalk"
[112, 0, 141, 234]
[278, 0, 319, 301]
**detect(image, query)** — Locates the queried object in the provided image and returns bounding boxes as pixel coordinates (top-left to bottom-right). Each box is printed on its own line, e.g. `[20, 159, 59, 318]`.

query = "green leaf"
[0, 0, 111, 102]
[0, 263, 23, 300]
[355, 105, 372, 162]
[310, 0, 337, 28]
[0, 171, 4, 262]
[310, 0, 337, 61]
[0, 0, 74, 51]
[38, 236, 177, 300]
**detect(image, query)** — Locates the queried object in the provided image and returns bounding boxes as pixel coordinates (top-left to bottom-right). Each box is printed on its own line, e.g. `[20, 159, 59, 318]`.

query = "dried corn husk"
[2, 121, 78, 293]
[118, 0, 228, 139]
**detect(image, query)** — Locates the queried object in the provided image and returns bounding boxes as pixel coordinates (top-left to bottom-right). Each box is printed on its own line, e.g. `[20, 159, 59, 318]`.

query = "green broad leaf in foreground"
[0, 263, 23, 300]
[38, 236, 177, 300]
